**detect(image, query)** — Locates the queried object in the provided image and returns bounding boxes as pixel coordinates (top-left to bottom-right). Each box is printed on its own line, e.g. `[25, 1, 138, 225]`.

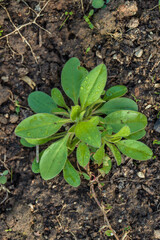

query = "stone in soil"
[9, 114, 19, 124]
[154, 118, 160, 133]
[0, 85, 10, 106]
[117, 1, 138, 19]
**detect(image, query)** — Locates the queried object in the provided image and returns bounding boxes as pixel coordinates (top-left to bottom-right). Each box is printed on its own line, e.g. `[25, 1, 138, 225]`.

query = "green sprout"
[0, 26, 3, 37]
[84, 10, 94, 29]
[59, 11, 73, 30]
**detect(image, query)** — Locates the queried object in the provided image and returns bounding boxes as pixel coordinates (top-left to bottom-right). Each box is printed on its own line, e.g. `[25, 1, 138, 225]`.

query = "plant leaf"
[82, 172, 90, 180]
[28, 91, 57, 113]
[116, 140, 153, 160]
[32, 150, 45, 174]
[2, 170, 8, 176]
[103, 85, 128, 101]
[99, 157, 112, 176]
[32, 158, 40, 173]
[51, 107, 69, 116]
[92, 0, 104, 8]
[70, 105, 81, 121]
[105, 110, 147, 134]
[20, 138, 36, 147]
[61, 58, 87, 105]
[25, 136, 54, 145]
[80, 64, 107, 109]
[89, 116, 100, 126]
[75, 120, 101, 148]
[51, 88, 68, 109]
[96, 97, 138, 115]
[109, 125, 131, 138]
[126, 129, 146, 140]
[106, 142, 122, 166]
[76, 142, 90, 167]
[93, 145, 105, 166]
[63, 160, 81, 187]
[0, 176, 7, 184]
[40, 136, 68, 180]
[15, 113, 63, 139]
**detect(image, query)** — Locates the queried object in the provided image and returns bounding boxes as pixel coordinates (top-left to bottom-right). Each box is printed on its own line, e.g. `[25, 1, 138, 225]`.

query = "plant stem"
[36, 145, 39, 163]
[90, 182, 120, 240]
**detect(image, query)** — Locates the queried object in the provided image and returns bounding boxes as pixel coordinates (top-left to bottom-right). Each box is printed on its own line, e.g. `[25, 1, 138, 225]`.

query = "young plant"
[84, 10, 94, 29]
[0, 26, 3, 37]
[59, 11, 73, 30]
[15, 57, 153, 187]
[0, 170, 8, 185]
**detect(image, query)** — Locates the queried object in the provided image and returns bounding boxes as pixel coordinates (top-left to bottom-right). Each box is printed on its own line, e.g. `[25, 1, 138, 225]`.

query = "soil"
[0, 0, 160, 239]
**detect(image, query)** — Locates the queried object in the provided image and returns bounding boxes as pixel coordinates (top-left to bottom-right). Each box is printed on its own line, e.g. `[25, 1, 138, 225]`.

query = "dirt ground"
[0, 0, 160, 239]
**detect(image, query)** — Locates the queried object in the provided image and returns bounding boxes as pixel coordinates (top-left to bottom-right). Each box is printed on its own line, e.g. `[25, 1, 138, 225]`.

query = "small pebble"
[145, 104, 152, 109]
[1, 76, 9, 82]
[137, 172, 145, 179]
[9, 114, 19, 123]
[154, 118, 160, 133]
[4, 113, 9, 118]
[154, 230, 160, 239]
[154, 83, 160, 88]
[135, 49, 143, 58]
[128, 18, 139, 29]
[117, 1, 138, 19]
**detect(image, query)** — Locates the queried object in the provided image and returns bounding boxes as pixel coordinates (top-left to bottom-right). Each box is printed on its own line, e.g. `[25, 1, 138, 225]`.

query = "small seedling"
[105, 229, 113, 237]
[0, 26, 3, 37]
[15, 100, 21, 114]
[84, 10, 94, 29]
[0, 170, 8, 185]
[15, 57, 153, 188]
[153, 139, 160, 145]
[59, 11, 73, 30]
[131, 94, 141, 103]
[85, 46, 91, 54]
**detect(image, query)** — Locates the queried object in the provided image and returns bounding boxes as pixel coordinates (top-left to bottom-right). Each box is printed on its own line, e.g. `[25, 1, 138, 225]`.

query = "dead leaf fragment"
[21, 76, 36, 89]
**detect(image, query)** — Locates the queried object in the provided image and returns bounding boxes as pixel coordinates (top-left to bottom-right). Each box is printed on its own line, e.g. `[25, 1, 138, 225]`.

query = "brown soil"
[0, 0, 160, 239]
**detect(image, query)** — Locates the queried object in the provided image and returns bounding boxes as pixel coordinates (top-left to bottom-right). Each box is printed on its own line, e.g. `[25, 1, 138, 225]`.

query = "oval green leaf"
[51, 88, 68, 109]
[61, 58, 88, 105]
[40, 136, 68, 180]
[70, 105, 81, 121]
[20, 138, 36, 147]
[92, 0, 104, 8]
[99, 157, 112, 176]
[103, 85, 128, 101]
[106, 142, 122, 166]
[2, 170, 8, 176]
[80, 64, 107, 109]
[111, 125, 131, 138]
[105, 110, 147, 134]
[32, 150, 45, 174]
[0, 176, 7, 184]
[15, 113, 63, 139]
[93, 145, 105, 166]
[28, 91, 57, 113]
[63, 160, 81, 187]
[76, 142, 90, 167]
[97, 98, 138, 115]
[126, 129, 146, 140]
[75, 121, 101, 148]
[116, 140, 153, 160]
